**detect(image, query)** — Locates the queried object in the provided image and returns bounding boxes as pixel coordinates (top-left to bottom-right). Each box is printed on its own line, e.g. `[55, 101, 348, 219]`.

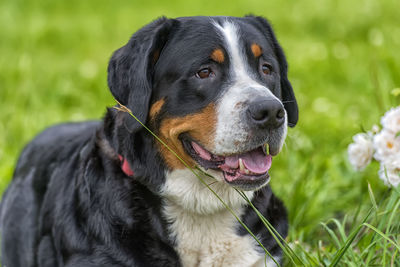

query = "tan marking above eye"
[211, 48, 225, 63]
[149, 98, 165, 120]
[251, 43, 262, 58]
[158, 104, 217, 170]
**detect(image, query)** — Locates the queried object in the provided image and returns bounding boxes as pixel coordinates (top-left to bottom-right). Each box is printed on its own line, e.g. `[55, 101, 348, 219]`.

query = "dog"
[0, 15, 298, 267]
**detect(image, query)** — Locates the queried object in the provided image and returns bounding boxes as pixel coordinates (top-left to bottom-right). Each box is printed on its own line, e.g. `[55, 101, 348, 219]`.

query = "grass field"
[1, 0, 399, 265]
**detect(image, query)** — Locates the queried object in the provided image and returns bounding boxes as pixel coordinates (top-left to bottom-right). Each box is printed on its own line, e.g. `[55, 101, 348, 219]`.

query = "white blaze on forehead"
[213, 21, 251, 82]
[211, 20, 286, 155]
[212, 19, 279, 95]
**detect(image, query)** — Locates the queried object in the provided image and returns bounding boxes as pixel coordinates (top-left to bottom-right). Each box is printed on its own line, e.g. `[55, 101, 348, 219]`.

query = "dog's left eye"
[196, 68, 214, 79]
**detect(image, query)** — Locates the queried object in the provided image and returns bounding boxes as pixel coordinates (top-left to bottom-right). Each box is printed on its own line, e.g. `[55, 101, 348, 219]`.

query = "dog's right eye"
[196, 68, 214, 79]
[261, 63, 273, 75]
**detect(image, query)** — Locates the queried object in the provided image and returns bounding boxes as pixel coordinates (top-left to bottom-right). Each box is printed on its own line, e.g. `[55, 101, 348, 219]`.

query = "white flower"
[381, 106, 400, 134]
[371, 124, 380, 134]
[348, 133, 374, 170]
[373, 129, 400, 161]
[378, 155, 400, 187]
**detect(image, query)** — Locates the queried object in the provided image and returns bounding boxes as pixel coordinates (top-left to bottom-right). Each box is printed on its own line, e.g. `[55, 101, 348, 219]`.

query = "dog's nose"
[247, 98, 285, 129]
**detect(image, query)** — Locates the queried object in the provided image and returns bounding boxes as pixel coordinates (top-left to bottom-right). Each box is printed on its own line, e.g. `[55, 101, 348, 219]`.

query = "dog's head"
[108, 16, 298, 192]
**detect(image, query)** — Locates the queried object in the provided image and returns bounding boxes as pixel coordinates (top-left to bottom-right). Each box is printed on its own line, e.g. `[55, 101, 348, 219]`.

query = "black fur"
[108, 17, 177, 133]
[1, 16, 296, 266]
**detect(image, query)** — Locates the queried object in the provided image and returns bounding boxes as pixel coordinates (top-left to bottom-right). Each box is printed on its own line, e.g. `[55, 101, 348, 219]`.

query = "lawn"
[1, 0, 399, 265]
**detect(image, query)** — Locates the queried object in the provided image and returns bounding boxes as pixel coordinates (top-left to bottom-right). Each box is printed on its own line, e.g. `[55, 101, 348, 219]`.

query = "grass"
[1, 0, 400, 265]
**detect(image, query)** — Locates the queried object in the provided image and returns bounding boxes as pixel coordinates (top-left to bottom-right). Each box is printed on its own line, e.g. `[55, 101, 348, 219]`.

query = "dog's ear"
[246, 16, 298, 127]
[108, 17, 176, 132]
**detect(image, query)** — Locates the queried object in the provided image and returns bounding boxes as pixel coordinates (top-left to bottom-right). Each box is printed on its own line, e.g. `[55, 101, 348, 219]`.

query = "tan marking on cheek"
[149, 99, 165, 119]
[211, 48, 225, 63]
[251, 43, 262, 58]
[158, 104, 217, 170]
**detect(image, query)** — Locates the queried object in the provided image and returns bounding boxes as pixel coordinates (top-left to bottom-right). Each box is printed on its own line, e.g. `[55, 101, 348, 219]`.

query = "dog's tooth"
[244, 169, 250, 174]
[239, 158, 245, 172]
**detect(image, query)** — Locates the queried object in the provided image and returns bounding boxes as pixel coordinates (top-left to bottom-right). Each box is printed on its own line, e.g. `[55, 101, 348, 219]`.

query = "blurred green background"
[1, 0, 399, 262]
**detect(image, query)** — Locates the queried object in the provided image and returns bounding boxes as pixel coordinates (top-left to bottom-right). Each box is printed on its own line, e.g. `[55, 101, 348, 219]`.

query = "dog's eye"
[261, 63, 273, 75]
[196, 68, 214, 79]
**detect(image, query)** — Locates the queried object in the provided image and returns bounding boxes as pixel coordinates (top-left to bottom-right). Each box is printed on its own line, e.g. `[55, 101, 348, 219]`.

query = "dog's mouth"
[181, 138, 272, 190]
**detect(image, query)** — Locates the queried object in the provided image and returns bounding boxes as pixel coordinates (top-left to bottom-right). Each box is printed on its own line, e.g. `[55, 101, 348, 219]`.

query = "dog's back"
[0, 121, 100, 266]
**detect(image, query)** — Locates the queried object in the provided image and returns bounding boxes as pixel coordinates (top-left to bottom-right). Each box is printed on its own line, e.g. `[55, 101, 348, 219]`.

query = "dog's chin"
[181, 137, 274, 191]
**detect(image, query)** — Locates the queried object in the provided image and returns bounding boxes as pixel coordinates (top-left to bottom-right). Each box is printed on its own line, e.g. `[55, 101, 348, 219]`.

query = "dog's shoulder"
[11, 121, 100, 193]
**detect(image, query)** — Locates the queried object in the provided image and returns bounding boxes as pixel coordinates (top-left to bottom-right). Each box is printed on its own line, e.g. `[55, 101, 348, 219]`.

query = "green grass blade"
[320, 222, 342, 249]
[362, 223, 400, 252]
[367, 183, 378, 212]
[328, 208, 374, 267]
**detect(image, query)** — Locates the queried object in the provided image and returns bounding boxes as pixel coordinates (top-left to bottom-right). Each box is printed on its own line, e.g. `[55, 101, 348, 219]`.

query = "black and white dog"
[0, 16, 298, 267]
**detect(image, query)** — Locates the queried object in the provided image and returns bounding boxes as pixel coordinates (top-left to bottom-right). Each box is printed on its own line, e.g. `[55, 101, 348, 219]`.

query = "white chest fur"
[164, 202, 273, 267]
[161, 169, 277, 267]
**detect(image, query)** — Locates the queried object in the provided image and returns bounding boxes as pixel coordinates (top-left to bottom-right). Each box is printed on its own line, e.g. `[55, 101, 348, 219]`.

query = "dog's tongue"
[192, 141, 272, 174]
[224, 148, 271, 174]
[243, 150, 272, 173]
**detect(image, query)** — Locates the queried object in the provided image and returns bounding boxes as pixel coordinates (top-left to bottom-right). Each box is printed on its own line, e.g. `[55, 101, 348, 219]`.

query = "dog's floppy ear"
[246, 16, 298, 127]
[108, 17, 176, 132]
